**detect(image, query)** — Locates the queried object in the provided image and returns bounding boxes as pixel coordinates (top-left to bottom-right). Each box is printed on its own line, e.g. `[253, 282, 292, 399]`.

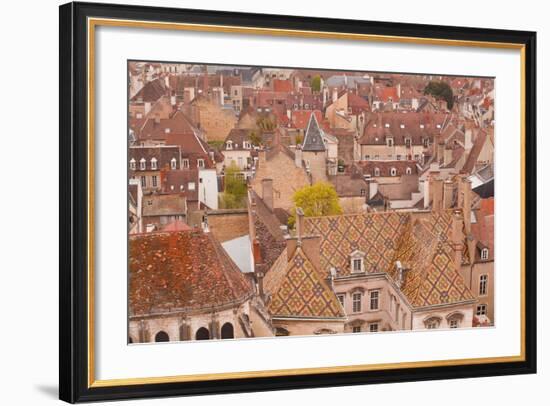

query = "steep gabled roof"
[302, 113, 326, 152]
[264, 247, 345, 319]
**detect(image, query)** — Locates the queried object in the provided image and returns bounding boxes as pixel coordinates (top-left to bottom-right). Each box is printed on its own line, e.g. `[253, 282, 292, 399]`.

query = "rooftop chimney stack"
[261, 178, 274, 211]
[443, 180, 454, 209]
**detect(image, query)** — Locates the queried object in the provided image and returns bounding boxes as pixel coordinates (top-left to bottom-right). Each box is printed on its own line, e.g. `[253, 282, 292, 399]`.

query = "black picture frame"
[59, 1, 537, 403]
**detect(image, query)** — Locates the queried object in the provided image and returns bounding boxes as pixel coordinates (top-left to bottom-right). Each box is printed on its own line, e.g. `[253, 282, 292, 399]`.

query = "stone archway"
[195, 327, 210, 340]
[155, 331, 170, 342]
[221, 322, 234, 339]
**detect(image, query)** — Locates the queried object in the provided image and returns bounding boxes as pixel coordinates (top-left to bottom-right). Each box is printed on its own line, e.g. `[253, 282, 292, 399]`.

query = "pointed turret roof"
[302, 113, 326, 152]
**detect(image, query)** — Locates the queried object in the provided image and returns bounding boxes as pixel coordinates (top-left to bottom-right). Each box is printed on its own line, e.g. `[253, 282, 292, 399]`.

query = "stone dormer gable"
[302, 113, 326, 152]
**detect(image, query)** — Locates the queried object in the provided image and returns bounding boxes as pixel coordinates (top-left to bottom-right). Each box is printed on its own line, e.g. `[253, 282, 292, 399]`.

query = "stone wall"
[207, 209, 249, 242]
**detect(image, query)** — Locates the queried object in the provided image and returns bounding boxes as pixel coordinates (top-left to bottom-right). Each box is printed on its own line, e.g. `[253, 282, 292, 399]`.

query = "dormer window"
[386, 138, 394, 147]
[350, 250, 366, 273]
[384, 123, 390, 128]
[197, 159, 205, 168]
[244, 141, 251, 149]
[139, 158, 146, 170]
[150, 157, 157, 170]
[226, 141, 233, 150]
[481, 248, 489, 260]
[400, 124, 405, 129]
[405, 138, 412, 148]
[390, 167, 397, 176]
[406, 167, 412, 175]
[374, 167, 380, 177]
[164, 128, 171, 133]
[170, 158, 177, 170]
[182, 159, 189, 169]
[129, 158, 136, 170]
[420, 124, 425, 129]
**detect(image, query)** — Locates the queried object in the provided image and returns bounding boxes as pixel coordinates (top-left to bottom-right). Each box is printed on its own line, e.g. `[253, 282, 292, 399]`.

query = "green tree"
[310, 75, 321, 92]
[256, 116, 276, 131]
[288, 182, 343, 227]
[424, 81, 454, 110]
[249, 130, 262, 146]
[219, 162, 247, 209]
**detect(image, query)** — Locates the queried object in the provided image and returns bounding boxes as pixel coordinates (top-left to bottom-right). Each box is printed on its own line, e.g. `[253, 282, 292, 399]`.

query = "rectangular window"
[476, 304, 487, 316]
[369, 323, 379, 333]
[352, 258, 362, 273]
[369, 290, 380, 311]
[170, 159, 177, 170]
[405, 138, 412, 148]
[449, 319, 459, 329]
[360, 189, 366, 196]
[188, 182, 196, 191]
[479, 274, 488, 296]
[140, 176, 146, 188]
[396, 154, 402, 160]
[337, 294, 345, 307]
[152, 175, 158, 188]
[182, 159, 189, 169]
[352, 293, 362, 313]
[352, 326, 361, 333]
[197, 159, 205, 168]
[364, 155, 370, 160]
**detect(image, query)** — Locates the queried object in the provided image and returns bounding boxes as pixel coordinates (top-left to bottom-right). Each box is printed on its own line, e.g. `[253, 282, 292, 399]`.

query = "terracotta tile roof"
[374, 86, 400, 102]
[272, 79, 293, 93]
[129, 230, 253, 316]
[303, 210, 474, 308]
[142, 193, 187, 217]
[264, 247, 346, 319]
[129, 145, 181, 172]
[356, 160, 418, 177]
[130, 78, 167, 103]
[462, 130, 488, 174]
[162, 170, 199, 201]
[290, 110, 323, 130]
[162, 220, 192, 232]
[471, 197, 494, 262]
[359, 112, 448, 145]
[222, 128, 256, 150]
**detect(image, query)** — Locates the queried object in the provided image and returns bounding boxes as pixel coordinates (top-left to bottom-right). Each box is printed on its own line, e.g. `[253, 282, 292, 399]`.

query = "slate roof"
[302, 113, 326, 152]
[264, 247, 346, 319]
[303, 210, 475, 308]
[129, 230, 253, 316]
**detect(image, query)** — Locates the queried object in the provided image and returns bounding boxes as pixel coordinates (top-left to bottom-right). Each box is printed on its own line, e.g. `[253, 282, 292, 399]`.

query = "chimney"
[451, 209, 465, 269]
[164, 75, 170, 88]
[395, 260, 405, 288]
[261, 178, 274, 211]
[458, 176, 472, 233]
[295, 207, 304, 243]
[144, 101, 152, 115]
[464, 128, 473, 152]
[295, 146, 303, 168]
[443, 179, 454, 209]
[422, 179, 430, 209]
[431, 178, 443, 211]
[332, 88, 338, 103]
[437, 141, 445, 162]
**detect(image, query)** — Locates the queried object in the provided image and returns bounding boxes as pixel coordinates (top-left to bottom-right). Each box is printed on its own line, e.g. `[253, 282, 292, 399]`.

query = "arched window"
[221, 323, 234, 339]
[374, 167, 380, 177]
[170, 157, 177, 170]
[129, 158, 136, 170]
[155, 331, 169, 342]
[405, 167, 412, 175]
[139, 158, 146, 170]
[150, 157, 158, 170]
[446, 312, 464, 329]
[275, 327, 290, 336]
[424, 316, 441, 330]
[195, 327, 210, 340]
[390, 167, 397, 176]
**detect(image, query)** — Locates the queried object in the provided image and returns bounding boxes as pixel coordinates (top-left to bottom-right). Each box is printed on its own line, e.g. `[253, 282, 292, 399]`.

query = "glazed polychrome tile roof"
[303, 210, 474, 308]
[129, 230, 253, 317]
[264, 247, 345, 319]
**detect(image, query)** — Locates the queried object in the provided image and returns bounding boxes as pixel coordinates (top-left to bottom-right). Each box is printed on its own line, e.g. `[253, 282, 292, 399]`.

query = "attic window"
[390, 167, 397, 176]
[136, 113, 143, 119]
[420, 124, 425, 129]
[406, 167, 412, 175]
[226, 141, 233, 150]
[150, 157, 158, 170]
[436, 124, 442, 129]
[129, 158, 136, 170]
[350, 250, 366, 274]
[139, 158, 146, 170]
[400, 124, 405, 129]
[386, 138, 394, 147]
[384, 123, 390, 128]
[182, 159, 189, 169]
[170, 158, 177, 170]
[197, 159, 205, 168]
[188, 182, 196, 191]
[481, 248, 489, 260]
[164, 128, 171, 133]
[374, 167, 380, 177]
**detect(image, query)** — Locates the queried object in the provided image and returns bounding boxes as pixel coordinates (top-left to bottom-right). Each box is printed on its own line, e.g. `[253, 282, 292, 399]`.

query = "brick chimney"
[261, 178, 274, 211]
[443, 179, 454, 209]
[451, 209, 465, 269]
[295, 145, 303, 168]
[431, 177, 443, 211]
[458, 176, 472, 234]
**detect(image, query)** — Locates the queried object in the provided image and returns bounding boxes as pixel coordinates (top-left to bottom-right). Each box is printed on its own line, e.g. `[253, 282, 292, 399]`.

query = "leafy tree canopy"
[219, 162, 247, 209]
[310, 75, 322, 92]
[424, 81, 454, 110]
[288, 182, 343, 227]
